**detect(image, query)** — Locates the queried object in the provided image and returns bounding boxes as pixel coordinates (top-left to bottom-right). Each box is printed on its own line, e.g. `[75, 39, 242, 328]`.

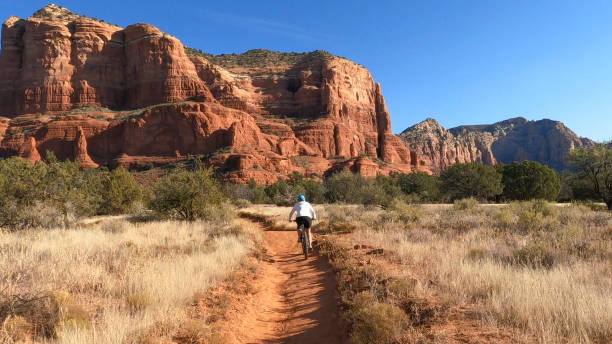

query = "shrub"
[202, 201, 237, 225]
[331, 221, 358, 233]
[47, 291, 90, 335]
[2, 315, 31, 341]
[345, 291, 410, 344]
[467, 248, 488, 261]
[99, 166, 142, 215]
[510, 200, 559, 233]
[265, 178, 305, 206]
[527, 199, 558, 217]
[374, 175, 404, 201]
[126, 291, 152, 313]
[0, 156, 111, 229]
[453, 198, 479, 211]
[440, 162, 503, 201]
[222, 183, 254, 202]
[247, 179, 270, 204]
[384, 199, 423, 224]
[501, 161, 560, 201]
[100, 219, 129, 233]
[516, 210, 545, 233]
[312, 220, 330, 233]
[513, 242, 557, 269]
[493, 209, 514, 230]
[301, 179, 327, 204]
[394, 172, 441, 202]
[232, 198, 252, 209]
[325, 171, 367, 203]
[0, 291, 89, 338]
[148, 166, 225, 220]
[324, 172, 393, 206]
[0, 200, 73, 230]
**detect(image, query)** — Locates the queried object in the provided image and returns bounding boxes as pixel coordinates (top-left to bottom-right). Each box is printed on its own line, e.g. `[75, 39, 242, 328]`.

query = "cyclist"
[288, 194, 317, 249]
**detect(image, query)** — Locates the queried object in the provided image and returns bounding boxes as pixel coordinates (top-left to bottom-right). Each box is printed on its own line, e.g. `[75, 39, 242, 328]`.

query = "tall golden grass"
[249, 202, 612, 343]
[0, 218, 260, 343]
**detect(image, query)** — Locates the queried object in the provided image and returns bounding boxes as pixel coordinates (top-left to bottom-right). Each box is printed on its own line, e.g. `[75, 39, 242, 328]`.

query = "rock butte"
[0, 4, 429, 182]
[399, 117, 594, 172]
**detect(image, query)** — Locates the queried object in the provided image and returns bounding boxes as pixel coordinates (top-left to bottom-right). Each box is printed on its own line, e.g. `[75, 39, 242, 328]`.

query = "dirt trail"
[238, 222, 346, 344]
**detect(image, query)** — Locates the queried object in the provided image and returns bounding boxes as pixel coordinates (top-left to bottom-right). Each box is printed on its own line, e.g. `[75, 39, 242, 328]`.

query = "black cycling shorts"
[296, 216, 312, 229]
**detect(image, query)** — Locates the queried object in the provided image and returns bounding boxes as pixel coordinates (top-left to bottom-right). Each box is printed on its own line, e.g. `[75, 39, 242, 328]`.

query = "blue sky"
[3, 1, 612, 141]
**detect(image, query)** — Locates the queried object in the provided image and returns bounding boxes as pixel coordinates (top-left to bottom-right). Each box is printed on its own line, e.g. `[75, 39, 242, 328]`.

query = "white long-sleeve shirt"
[288, 201, 317, 221]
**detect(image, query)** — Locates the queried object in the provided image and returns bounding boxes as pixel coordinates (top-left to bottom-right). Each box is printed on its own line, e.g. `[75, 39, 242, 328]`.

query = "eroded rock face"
[0, 5, 425, 181]
[74, 126, 98, 169]
[399, 117, 594, 172]
[18, 136, 41, 163]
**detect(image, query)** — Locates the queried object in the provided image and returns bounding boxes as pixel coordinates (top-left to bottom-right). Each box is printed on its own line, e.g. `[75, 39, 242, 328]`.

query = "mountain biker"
[288, 194, 317, 249]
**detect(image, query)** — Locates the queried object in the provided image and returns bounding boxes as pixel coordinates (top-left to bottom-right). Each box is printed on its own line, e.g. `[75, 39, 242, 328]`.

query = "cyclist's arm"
[310, 204, 317, 220]
[288, 204, 297, 221]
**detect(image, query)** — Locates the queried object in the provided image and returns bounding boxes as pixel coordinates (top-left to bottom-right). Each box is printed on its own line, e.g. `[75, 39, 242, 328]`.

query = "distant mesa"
[398, 117, 594, 171]
[0, 5, 426, 181]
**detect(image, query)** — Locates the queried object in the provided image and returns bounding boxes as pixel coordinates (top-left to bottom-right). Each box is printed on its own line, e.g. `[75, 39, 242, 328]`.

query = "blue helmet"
[297, 194, 306, 201]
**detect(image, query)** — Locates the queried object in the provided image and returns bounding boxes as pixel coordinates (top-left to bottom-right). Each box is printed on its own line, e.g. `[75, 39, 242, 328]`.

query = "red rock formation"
[0, 5, 427, 182]
[17, 136, 41, 163]
[74, 126, 98, 169]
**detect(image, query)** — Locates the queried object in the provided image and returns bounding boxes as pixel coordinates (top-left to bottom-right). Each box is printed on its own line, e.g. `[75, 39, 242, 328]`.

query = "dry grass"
[0, 218, 260, 343]
[337, 202, 612, 343]
[259, 201, 612, 343]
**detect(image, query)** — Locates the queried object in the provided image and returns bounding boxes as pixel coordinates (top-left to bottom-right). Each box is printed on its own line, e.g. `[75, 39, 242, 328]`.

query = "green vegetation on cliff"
[185, 47, 336, 67]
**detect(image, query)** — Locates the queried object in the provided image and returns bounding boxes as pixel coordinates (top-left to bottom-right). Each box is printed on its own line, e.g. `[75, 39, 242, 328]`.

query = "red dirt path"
[230, 224, 347, 344]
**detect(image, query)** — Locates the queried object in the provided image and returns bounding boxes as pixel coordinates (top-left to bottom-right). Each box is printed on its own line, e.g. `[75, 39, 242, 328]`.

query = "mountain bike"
[298, 222, 310, 260]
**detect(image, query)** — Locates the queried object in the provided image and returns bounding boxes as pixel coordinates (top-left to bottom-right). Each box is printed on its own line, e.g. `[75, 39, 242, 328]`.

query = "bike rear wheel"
[300, 226, 309, 260]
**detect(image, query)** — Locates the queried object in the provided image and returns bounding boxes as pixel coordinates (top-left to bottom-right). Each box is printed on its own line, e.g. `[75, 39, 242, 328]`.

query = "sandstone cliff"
[0, 5, 426, 182]
[399, 117, 594, 172]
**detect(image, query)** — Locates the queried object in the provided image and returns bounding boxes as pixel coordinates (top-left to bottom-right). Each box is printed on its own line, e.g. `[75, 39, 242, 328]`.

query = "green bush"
[99, 166, 142, 215]
[440, 162, 503, 201]
[264, 172, 329, 205]
[247, 179, 270, 204]
[493, 209, 514, 230]
[517, 210, 546, 233]
[148, 166, 226, 221]
[221, 183, 254, 202]
[394, 172, 441, 202]
[0, 157, 106, 229]
[301, 179, 327, 204]
[324, 171, 365, 203]
[264, 178, 305, 206]
[501, 161, 560, 201]
[324, 171, 392, 206]
[505, 200, 560, 233]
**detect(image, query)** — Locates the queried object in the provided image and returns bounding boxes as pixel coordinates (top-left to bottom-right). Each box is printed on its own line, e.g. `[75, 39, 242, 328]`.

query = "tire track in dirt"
[240, 221, 346, 344]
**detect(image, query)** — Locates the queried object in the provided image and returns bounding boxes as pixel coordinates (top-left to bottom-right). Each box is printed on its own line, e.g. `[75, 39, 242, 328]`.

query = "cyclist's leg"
[306, 228, 313, 248]
[296, 217, 303, 242]
[304, 217, 313, 248]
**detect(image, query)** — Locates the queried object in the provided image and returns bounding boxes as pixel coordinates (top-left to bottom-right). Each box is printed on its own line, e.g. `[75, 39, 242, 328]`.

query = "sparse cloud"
[196, 9, 329, 42]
